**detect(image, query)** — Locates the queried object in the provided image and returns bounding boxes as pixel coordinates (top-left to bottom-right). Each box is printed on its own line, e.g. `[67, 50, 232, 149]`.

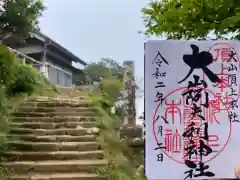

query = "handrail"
[8, 47, 73, 87]
[9, 47, 72, 76]
[8, 47, 44, 66]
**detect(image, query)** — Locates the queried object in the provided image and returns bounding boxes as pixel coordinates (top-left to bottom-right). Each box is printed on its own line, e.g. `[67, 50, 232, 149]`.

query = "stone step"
[5, 150, 104, 161]
[27, 97, 87, 103]
[21, 100, 92, 108]
[9, 134, 96, 142]
[29, 95, 86, 99]
[57, 87, 87, 93]
[1, 160, 107, 174]
[11, 116, 97, 123]
[10, 128, 90, 136]
[10, 173, 105, 180]
[12, 111, 96, 117]
[7, 141, 100, 151]
[11, 121, 98, 129]
[16, 107, 97, 113]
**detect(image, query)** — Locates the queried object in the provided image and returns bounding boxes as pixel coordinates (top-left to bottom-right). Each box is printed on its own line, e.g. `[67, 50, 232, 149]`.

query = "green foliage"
[0, 0, 45, 42]
[83, 61, 108, 83]
[84, 58, 123, 83]
[72, 69, 89, 86]
[142, 0, 240, 39]
[101, 58, 123, 79]
[0, 86, 6, 112]
[83, 58, 123, 102]
[0, 44, 56, 179]
[87, 94, 146, 180]
[0, 86, 7, 129]
[0, 47, 16, 150]
[7, 63, 47, 95]
[100, 77, 122, 102]
[0, 85, 12, 178]
[39, 73, 58, 93]
[0, 44, 56, 96]
[115, 106, 125, 122]
[0, 166, 13, 180]
[0, 45, 16, 86]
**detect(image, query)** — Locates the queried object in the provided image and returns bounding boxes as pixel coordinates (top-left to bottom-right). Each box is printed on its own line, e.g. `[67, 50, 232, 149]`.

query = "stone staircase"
[2, 95, 107, 180]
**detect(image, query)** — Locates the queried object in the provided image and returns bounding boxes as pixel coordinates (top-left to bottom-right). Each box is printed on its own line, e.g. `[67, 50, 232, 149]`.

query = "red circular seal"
[206, 43, 240, 110]
[152, 87, 231, 164]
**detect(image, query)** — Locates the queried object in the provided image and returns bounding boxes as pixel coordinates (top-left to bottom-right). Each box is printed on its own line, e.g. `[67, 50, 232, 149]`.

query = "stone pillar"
[122, 61, 136, 125]
[40, 55, 48, 78]
[120, 61, 143, 151]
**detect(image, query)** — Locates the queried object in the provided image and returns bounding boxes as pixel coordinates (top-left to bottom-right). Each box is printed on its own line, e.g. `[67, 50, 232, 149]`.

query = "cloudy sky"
[39, 0, 150, 124]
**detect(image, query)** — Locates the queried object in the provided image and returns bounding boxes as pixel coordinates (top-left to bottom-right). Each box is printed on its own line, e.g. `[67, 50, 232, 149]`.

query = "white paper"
[144, 40, 240, 180]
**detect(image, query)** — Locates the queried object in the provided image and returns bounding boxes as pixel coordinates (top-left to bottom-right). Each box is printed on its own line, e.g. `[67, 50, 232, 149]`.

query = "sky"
[39, 0, 150, 125]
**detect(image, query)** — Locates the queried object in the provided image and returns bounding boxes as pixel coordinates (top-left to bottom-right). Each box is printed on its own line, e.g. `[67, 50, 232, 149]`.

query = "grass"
[0, 84, 58, 179]
[87, 93, 146, 180]
[0, 92, 28, 179]
[0, 45, 59, 179]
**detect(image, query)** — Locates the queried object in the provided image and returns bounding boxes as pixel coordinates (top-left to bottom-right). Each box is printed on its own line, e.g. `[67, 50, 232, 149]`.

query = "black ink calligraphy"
[152, 51, 169, 65]
[178, 44, 221, 83]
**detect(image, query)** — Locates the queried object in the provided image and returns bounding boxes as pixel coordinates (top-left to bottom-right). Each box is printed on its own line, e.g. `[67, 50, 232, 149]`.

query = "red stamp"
[152, 87, 231, 164]
[206, 43, 240, 110]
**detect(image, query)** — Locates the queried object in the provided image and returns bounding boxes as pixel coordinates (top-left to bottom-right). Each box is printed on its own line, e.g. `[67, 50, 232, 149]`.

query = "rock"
[90, 127, 99, 134]
[136, 164, 144, 177]
[133, 137, 142, 143]
[85, 127, 100, 134]
[110, 106, 116, 114]
[76, 125, 84, 130]
[120, 125, 143, 138]
[86, 129, 92, 134]
[129, 137, 144, 147]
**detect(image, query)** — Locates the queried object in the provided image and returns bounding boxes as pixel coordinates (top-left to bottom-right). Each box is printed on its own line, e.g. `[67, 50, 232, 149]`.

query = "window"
[47, 65, 72, 87]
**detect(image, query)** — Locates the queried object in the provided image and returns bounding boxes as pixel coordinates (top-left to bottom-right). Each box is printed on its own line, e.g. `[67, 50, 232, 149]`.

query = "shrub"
[0, 86, 7, 127]
[100, 77, 122, 102]
[88, 94, 146, 180]
[7, 63, 43, 95]
[0, 45, 56, 95]
[34, 70, 58, 93]
[0, 45, 16, 87]
[0, 85, 11, 180]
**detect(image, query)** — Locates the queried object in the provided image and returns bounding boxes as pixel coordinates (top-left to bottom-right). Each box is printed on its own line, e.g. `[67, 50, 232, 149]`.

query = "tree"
[83, 58, 123, 83]
[141, 0, 240, 40]
[0, 0, 45, 42]
[101, 57, 123, 78]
